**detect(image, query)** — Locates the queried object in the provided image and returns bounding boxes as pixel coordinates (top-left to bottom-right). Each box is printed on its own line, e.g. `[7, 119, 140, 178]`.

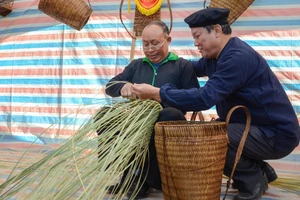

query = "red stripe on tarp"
[0, 125, 82, 136]
[0, 67, 123, 77]
[0, 105, 100, 114]
[1, 49, 300, 59]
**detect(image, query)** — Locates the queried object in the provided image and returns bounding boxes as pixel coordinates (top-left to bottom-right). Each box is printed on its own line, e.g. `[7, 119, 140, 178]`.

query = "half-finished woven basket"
[38, 0, 92, 31]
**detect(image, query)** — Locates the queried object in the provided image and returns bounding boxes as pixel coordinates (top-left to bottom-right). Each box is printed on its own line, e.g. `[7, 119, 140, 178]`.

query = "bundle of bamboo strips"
[0, 99, 162, 199]
[223, 174, 300, 196]
[270, 177, 300, 195]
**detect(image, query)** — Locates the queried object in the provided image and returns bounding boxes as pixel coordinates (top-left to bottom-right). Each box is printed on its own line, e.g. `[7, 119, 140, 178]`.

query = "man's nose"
[148, 46, 155, 52]
[194, 40, 198, 46]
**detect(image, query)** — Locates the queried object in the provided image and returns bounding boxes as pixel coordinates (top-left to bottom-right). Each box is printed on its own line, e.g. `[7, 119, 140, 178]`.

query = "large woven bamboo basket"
[38, 0, 92, 31]
[209, 0, 255, 24]
[155, 106, 251, 200]
[0, 0, 14, 17]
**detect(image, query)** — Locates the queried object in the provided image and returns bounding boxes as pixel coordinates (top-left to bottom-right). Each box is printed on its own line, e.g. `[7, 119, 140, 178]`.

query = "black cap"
[184, 7, 230, 28]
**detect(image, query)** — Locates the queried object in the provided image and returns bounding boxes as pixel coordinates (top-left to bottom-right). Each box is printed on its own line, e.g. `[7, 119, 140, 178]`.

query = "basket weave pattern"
[209, 0, 254, 24]
[133, 6, 161, 37]
[155, 121, 228, 200]
[0, 0, 14, 17]
[38, 0, 92, 31]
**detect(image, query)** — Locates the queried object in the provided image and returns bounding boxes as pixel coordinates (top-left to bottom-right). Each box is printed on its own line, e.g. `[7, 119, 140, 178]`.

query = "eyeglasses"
[141, 38, 168, 52]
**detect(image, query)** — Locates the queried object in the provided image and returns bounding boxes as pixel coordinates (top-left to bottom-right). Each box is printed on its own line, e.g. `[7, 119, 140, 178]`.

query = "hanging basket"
[0, 0, 14, 17]
[119, 0, 173, 39]
[38, 0, 92, 31]
[209, 0, 255, 24]
[133, 6, 161, 37]
[155, 106, 251, 200]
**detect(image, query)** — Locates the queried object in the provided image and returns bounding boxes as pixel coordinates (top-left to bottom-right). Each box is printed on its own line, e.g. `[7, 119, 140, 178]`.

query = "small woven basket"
[155, 106, 251, 200]
[38, 0, 92, 31]
[119, 0, 173, 39]
[0, 0, 14, 17]
[133, 6, 161, 37]
[209, 0, 254, 24]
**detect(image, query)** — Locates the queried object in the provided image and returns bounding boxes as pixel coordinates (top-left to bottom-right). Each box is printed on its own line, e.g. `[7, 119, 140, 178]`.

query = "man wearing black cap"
[132, 7, 300, 200]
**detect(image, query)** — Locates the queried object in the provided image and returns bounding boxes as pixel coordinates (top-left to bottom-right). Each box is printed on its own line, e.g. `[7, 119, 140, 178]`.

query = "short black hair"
[205, 24, 232, 35]
[145, 21, 170, 36]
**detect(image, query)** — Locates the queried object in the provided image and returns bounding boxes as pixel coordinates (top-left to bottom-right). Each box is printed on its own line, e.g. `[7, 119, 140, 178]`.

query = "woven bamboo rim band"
[119, 0, 173, 39]
[0, 0, 14, 6]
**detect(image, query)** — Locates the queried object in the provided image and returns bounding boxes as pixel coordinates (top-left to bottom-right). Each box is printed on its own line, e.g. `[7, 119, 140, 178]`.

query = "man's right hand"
[120, 83, 137, 99]
[132, 83, 161, 103]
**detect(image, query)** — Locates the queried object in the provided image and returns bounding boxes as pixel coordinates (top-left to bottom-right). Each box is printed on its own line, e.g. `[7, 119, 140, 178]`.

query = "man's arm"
[191, 58, 208, 77]
[105, 62, 134, 97]
[179, 58, 200, 89]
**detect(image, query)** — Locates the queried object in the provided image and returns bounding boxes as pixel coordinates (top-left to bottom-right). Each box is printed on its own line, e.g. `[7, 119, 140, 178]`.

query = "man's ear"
[214, 25, 222, 38]
[167, 36, 172, 43]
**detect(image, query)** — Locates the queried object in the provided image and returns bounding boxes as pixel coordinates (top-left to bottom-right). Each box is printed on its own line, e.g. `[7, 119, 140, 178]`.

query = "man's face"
[141, 25, 170, 63]
[191, 27, 218, 59]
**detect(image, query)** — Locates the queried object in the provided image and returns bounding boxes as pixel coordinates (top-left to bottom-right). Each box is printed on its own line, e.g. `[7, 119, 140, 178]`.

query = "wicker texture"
[209, 0, 254, 24]
[119, 0, 172, 40]
[38, 0, 92, 31]
[155, 106, 251, 200]
[0, 0, 14, 17]
[133, 6, 161, 37]
[155, 121, 228, 200]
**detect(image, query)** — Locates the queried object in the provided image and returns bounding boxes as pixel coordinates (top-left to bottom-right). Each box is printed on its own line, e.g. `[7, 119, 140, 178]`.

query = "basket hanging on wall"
[155, 106, 251, 200]
[208, 0, 255, 24]
[133, 6, 161, 37]
[38, 0, 93, 31]
[0, 0, 14, 17]
[120, 0, 173, 39]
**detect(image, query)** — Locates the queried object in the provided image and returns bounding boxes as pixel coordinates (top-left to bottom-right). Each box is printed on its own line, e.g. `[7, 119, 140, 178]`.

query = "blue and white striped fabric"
[0, 0, 299, 143]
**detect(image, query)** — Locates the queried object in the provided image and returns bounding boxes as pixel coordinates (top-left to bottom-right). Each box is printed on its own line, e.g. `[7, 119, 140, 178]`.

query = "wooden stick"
[130, 31, 137, 62]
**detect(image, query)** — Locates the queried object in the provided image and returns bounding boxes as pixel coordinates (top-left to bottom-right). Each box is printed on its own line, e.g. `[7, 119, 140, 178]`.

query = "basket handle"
[190, 111, 205, 121]
[119, 0, 173, 39]
[223, 105, 251, 200]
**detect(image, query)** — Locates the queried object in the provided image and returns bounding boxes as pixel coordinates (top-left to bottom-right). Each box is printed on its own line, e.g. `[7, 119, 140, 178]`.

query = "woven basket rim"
[155, 120, 226, 126]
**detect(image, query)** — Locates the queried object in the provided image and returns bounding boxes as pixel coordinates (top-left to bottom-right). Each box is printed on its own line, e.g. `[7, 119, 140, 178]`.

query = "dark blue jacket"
[160, 37, 300, 155]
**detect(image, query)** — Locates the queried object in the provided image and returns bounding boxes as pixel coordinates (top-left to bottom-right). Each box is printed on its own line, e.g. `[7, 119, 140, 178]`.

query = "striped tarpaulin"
[0, 1, 299, 199]
[0, 0, 299, 143]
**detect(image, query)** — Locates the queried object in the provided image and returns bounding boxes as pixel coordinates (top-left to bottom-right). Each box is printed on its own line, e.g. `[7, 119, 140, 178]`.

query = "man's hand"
[120, 83, 136, 99]
[131, 83, 161, 103]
